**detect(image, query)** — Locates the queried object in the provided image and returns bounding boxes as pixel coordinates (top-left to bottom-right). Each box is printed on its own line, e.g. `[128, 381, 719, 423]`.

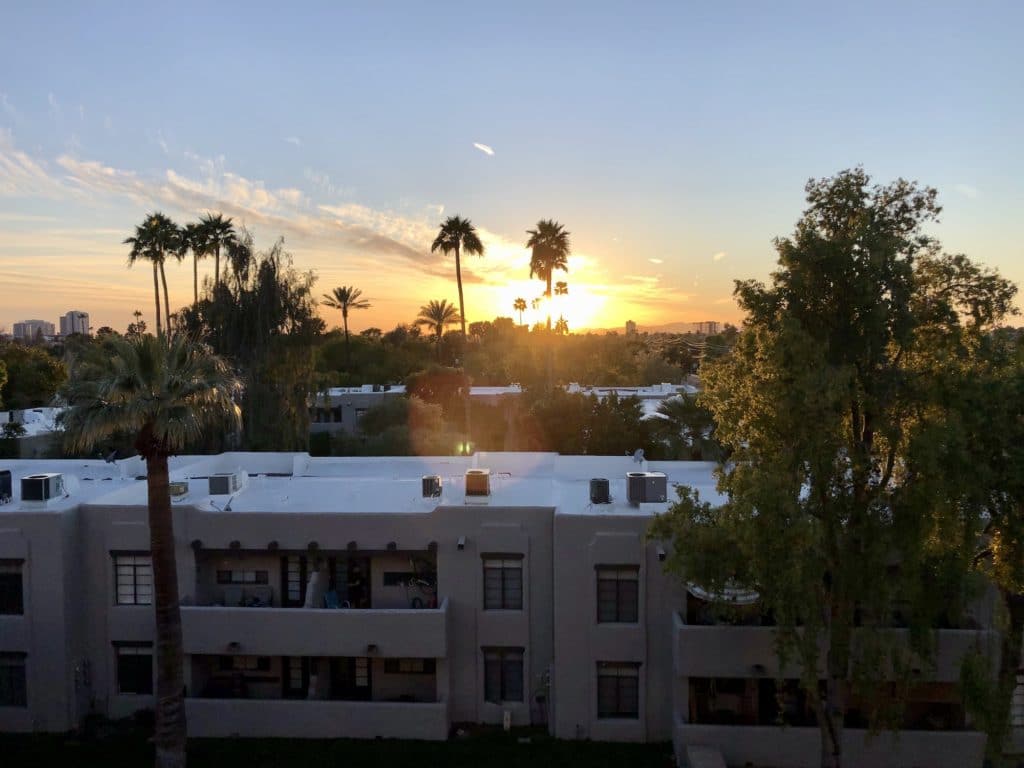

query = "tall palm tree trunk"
[545, 273, 553, 330]
[144, 450, 187, 768]
[343, 310, 350, 367]
[152, 264, 163, 336]
[159, 262, 171, 333]
[192, 255, 198, 305]
[214, 245, 220, 290]
[455, 243, 467, 336]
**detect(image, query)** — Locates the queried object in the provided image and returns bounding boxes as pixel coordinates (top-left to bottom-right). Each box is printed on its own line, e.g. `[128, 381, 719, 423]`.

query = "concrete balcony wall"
[181, 598, 449, 658]
[186, 698, 449, 740]
[674, 723, 987, 768]
[673, 614, 997, 681]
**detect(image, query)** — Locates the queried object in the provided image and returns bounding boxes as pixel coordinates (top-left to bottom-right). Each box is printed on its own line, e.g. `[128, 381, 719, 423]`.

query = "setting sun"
[490, 280, 607, 332]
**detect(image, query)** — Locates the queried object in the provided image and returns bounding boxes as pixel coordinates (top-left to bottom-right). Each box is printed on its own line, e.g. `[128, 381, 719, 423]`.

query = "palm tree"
[194, 213, 237, 290]
[526, 219, 571, 330]
[554, 315, 569, 335]
[179, 222, 203, 305]
[431, 216, 484, 337]
[554, 281, 568, 297]
[513, 297, 527, 326]
[415, 299, 462, 359]
[126, 213, 181, 336]
[322, 286, 371, 366]
[62, 333, 240, 768]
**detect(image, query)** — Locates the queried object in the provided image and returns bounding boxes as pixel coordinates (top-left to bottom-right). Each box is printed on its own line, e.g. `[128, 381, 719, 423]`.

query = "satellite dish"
[633, 448, 645, 463]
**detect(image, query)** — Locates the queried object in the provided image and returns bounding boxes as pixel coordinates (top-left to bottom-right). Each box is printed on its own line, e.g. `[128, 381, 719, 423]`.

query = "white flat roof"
[0, 452, 725, 517]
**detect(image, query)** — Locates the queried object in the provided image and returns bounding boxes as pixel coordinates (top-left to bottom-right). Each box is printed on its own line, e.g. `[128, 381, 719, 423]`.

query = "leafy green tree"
[0, 343, 68, 409]
[652, 393, 720, 460]
[415, 300, 461, 360]
[63, 333, 240, 768]
[649, 169, 1017, 768]
[431, 216, 484, 337]
[322, 285, 371, 366]
[126, 213, 181, 336]
[526, 219, 571, 330]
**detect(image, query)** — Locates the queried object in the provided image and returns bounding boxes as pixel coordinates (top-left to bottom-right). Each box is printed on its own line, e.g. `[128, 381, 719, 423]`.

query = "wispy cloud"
[648, 258, 663, 264]
[47, 92, 61, 118]
[284, 136, 302, 147]
[954, 183, 979, 199]
[0, 128, 69, 198]
[712, 251, 726, 262]
[473, 142, 494, 156]
[0, 93, 17, 119]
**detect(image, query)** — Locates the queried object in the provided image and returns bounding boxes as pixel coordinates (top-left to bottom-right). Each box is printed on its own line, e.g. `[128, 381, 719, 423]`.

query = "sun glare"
[489, 281, 607, 331]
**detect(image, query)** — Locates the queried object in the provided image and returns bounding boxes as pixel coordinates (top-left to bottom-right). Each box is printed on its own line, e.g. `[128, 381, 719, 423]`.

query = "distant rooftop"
[0, 451, 723, 517]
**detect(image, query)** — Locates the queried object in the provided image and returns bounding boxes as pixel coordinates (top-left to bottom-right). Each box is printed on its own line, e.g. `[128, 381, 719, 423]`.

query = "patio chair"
[249, 585, 273, 607]
[323, 589, 340, 609]
[223, 585, 244, 607]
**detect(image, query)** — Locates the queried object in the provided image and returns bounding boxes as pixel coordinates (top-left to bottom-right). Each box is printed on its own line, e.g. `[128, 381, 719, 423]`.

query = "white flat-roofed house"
[0, 452, 1000, 766]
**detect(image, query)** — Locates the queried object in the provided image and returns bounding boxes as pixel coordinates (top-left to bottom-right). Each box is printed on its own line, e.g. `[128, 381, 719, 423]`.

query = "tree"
[415, 299, 462, 360]
[649, 169, 1017, 768]
[526, 219, 571, 330]
[513, 297, 527, 326]
[652, 393, 721, 460]
[62, 333, 240, 768]
[431, 216, 484, 337]
[322, 285, 371, 366]
[179, 222, 202, 305]
[193, 212, 237, 291]
[554, 316, 569, 335]
[0, 343, 68, 409]
[126, 213, 181, 336]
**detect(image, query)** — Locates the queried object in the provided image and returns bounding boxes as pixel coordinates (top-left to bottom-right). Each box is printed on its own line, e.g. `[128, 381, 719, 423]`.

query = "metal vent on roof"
[590, 478, 611, 504]
[465, 468, 490, 497]
[422, 475, 442, 498]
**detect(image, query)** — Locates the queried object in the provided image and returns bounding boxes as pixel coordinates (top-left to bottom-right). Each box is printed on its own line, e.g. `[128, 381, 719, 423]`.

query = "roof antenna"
[104, 449, 119, 464]
[224, 494, 236, 512]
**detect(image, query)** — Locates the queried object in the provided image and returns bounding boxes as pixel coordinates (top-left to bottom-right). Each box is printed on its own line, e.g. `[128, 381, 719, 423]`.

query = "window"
[0, 560, 24, 615]
[383, 571, 416, 587]
[115, 645, 153, 695]
[216, 569, 269, 585]
[354, 657, 369, 688]
[384, 658, 436, 674]
[283, 555, 307, 607]
[113, 554, 152, 605]
[597, 662, 640, 718]
[217, 656, 272, 673]
[597, 566, 639, 623]
[283, 656, 309, 698]
[0, 653, 27, 707]
[483, 556, 523, 610]
[483, 648, 523, 703]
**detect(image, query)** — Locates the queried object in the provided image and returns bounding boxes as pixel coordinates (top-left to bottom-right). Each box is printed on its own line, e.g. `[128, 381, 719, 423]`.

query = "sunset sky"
[1, 1, 1022, 334]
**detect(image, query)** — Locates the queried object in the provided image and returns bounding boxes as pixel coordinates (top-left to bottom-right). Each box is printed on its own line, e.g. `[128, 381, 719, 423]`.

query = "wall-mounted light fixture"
[457, 536, 466, 551]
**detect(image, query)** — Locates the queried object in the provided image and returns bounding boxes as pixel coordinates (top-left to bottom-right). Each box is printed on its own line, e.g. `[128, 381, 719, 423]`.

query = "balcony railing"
[673, 613, 997, 681]
[182, 597, 448, 658]
[674, 722, 986, 768]
[186, 698, 448, 740]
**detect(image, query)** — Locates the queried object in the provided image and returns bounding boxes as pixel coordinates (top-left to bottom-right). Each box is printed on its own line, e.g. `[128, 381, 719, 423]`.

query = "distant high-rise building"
[625, 320, 637, 335]
[12, 319, 56, 341]
[59, 311, 90, 337]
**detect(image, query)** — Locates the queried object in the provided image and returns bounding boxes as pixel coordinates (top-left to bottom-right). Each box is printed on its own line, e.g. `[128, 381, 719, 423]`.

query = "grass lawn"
[1, 728, 676, 768]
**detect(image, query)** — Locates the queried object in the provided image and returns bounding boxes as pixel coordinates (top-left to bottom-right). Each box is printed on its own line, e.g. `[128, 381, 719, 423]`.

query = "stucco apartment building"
[0, 452, 1001, 767]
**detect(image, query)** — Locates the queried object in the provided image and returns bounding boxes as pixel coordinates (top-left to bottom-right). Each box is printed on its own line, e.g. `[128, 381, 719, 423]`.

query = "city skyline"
[1, 2, 1022, 333]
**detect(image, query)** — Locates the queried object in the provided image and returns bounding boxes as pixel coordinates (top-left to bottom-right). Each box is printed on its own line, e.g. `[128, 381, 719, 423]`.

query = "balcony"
[181, 598, 449, 658]
[673, 722, 986, 768]
[673, 613, 997, 681]
[186, 698, 449, 740]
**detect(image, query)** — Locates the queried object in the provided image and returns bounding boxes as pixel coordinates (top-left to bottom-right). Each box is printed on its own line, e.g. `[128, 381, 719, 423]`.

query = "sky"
[1, 1, 1022, 334]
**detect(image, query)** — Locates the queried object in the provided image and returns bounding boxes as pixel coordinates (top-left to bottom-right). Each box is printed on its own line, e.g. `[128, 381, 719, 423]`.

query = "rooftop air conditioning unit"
[465, 468, 490, 497]
[422, 475, 442, 498]
[169, 480, 189, 498]
[590, 478, 611, 504]
[209, 472, 241, 496]
[626, 471, 667, 505]
[21, 473, 65, 502]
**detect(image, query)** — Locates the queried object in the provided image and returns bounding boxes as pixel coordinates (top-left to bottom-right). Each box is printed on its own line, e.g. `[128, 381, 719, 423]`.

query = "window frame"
[384, 658, 437, 675]
[597, 661, 641, 719]
[596, 565, 640, 624]
[482, 555, 524, 611]
[112, 552, 153, 606]
[0, 559, 24, 616]
[0, 652, 27, 707]
[114, 643, 153, 696]
[215, 569, 269, 585]
[483, 647, 524, 704]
